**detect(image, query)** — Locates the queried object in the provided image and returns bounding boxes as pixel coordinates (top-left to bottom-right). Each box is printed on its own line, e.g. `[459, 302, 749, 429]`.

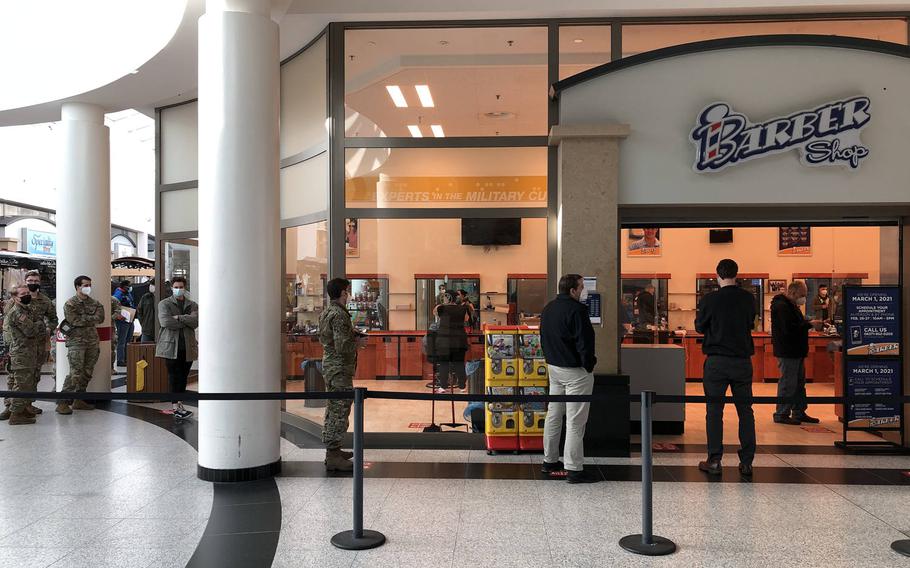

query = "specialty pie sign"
[690, 96, 871, 172]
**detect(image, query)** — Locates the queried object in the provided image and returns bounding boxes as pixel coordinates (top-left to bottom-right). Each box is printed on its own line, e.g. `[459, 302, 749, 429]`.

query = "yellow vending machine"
[484, 326, 520, 452]
[518, 328, 548, 450]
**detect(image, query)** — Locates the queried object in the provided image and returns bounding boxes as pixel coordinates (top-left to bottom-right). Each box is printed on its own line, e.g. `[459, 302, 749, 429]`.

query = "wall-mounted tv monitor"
[709, 229, 734, 244]
[461, 218, 521, 246]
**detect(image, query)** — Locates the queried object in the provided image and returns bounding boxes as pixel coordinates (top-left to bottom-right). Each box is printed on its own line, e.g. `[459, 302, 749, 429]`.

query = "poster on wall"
[778, 226, 811, 256]
[844, 285, 901, 357]
[845, 359, 902, 429]
[22, 229, 56, 256]
[345, 218, 359, 258]
[627, 228, 661, 257]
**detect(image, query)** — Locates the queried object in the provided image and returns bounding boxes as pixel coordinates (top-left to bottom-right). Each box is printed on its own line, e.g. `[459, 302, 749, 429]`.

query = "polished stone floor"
[1, 399, 908, 568]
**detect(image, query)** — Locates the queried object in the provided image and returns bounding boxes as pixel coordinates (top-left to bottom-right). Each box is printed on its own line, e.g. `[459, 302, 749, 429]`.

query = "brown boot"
[325, 449, 354, 472]
[56, 402, 73, 415]
[27, 404, 43, 415]
[0, 407, 10, 421]
[338, 449, 354, 460]
[72, 400, 95, 411]
[9, 409, 36, 425]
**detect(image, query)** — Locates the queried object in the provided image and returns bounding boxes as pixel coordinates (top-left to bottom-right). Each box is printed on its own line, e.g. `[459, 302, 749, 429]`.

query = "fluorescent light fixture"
[385, 85, 408, 107]
[415, 85, 435, 107]
[430, 124, 445, 137]
[407, 125, 423, 137]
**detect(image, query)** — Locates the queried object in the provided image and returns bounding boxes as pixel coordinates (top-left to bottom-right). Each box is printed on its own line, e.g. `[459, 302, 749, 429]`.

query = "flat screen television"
[709, 229, 734, 244]
[461, 218, 521, 246]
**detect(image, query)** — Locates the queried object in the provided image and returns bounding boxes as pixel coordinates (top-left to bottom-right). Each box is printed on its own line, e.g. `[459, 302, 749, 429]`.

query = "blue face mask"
[173, 288, 185, 298]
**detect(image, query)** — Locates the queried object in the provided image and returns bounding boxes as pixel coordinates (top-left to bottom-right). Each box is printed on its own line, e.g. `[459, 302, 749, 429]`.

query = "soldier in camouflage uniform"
[318, 278, 362, 472]
[58, 275, 105, 415]
[3, 284, 41, 425]
[23, 270, 57, 414]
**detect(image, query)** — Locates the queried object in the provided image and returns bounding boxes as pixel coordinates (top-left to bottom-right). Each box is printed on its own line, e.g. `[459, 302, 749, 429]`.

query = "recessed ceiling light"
[367, 41, 377, 46]
[407, 125, 423, 137]
[415, 85, 434, 108]
[573, 38, 584, 44]
[430, 124, 445, 137]
[483, 111, 516, 120]
[439, 40, 449, 46]
[385, 85, 408, 108]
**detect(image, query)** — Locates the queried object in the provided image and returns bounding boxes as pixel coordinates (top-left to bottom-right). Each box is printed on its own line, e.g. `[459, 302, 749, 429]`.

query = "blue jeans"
[115, 319, 134, 365]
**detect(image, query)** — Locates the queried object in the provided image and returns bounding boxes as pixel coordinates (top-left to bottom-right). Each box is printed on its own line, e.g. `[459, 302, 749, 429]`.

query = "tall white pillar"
[56, 103, 112, 393]
[197, 0, 281, 479]
[137, 231, 149, 259]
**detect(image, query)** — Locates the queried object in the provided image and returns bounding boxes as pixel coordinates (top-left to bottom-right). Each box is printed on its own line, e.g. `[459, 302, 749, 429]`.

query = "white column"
[56, 103, 112, 392]
[197, 0, 280, 476]
[137, 231, 149, 259]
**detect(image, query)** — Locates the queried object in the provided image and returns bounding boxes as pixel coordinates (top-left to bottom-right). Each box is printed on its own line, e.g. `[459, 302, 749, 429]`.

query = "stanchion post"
[331, 387, 386, 550]
[619, 391, 676, 556]
[892, 540, 910, 557]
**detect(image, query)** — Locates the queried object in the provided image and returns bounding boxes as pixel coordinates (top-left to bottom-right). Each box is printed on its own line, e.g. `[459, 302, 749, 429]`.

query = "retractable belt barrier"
[3, 387, 909, 558]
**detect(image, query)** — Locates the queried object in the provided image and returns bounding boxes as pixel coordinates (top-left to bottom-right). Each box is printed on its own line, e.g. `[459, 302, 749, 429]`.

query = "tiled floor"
[2, 393, 909, 567]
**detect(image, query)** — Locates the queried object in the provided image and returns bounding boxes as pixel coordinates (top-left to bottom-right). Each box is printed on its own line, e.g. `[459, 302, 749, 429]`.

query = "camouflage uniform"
[3, 302, 40, 413]
[27, 291, 57, 393]
[318, 301, 358, 450]
[61, 294, 105, 404]
[110, 297, 122, 370]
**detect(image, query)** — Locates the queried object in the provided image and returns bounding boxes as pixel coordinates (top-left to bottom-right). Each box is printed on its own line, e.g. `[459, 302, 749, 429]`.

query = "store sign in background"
[845, 286, 900, 356]
[845, 359, 901, 428]
[21, 229, 56, 256]
[778, 226, 811, 256]
[346, 176, 547, 204]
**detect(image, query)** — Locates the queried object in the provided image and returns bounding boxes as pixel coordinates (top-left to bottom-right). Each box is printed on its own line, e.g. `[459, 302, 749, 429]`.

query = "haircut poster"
[345, 218, 359, 258]
[845, 359, 901, 429]
[778, 226, 811, 256]
[844, 286, 900, 357]
[627, 228, 661, 257]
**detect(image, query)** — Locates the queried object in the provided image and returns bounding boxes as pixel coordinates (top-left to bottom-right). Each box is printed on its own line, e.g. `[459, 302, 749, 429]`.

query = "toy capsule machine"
[484, 327, 519, 451]
[518, 328, 548, 450]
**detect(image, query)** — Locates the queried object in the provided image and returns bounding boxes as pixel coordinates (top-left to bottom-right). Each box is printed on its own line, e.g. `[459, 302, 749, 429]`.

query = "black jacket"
[770, 294, 810, 358]
[695, 285, 756, 358]
[540, 294, 596, 372]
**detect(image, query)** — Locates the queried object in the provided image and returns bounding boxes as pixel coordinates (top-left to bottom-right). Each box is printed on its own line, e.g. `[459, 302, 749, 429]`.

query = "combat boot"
[55, 402, 73, 415]
[8, 409, 36, 425]
[27, 404, 43, 415]
[72, 400, 95, 411]
[338, 449, 354, 460]
[0, 407, 10, 421]
[325, 449, 354, 472]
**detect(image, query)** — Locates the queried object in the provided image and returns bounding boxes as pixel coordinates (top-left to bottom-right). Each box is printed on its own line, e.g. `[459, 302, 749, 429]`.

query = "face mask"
[149, 285, 156, 293]
[128, 287, 133, 292]
[579, 288, 589, 302]
[27, 283, 39, 292]
[796, 297, 807, 306]
[19, 295, 31, 305]
[173, 288, 185, 298]
[81, 286, 92, 296]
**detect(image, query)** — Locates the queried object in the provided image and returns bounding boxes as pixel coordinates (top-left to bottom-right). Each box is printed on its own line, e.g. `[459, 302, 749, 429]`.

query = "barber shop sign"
[690, 96, 871, 172]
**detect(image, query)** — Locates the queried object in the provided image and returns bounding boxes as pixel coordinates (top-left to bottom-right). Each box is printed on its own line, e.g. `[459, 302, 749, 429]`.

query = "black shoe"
[174, 409, 193, 420]
[698, 460, 722, 475]
[773, 416, 801, 425]
[739, 463, 753, 477]
[794, 414, 820, 424]
[541, 460, 565, 474]
[566, 469, 600, 484]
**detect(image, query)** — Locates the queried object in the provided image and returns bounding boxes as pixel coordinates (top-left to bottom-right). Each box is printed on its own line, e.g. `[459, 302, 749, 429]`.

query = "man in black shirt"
[771, 281, 822, 425]
[694, 259, 756, 477]
[637, 285, 656, 327]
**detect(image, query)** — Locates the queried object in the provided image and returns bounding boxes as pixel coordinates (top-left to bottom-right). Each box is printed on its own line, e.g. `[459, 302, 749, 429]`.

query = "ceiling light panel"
[407, 125, 423, 137]
[430, 124, 445, 137]
[415, 85, 435, 108]
[385, 85, 408, 107]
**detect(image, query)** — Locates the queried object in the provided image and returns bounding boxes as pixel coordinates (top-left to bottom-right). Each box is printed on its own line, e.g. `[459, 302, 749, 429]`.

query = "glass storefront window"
[162, 240, 198, 298]
[559, 25, 611, 80]
[345, 146, 547, 208]
[623, 19, 909, 56]
[345, 27, 548, 137]
[280, 35, 327, 159]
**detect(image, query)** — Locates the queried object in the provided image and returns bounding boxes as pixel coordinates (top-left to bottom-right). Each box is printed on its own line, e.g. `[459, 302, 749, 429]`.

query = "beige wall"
[622, 226, 883, 330]
[347, 218, 547, 330]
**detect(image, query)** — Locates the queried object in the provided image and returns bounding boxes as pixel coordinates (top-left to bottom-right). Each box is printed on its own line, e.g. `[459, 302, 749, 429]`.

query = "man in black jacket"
[771, 281, 822, 425]
[540, 274, 598, 484]
[695, 259, 756, 477]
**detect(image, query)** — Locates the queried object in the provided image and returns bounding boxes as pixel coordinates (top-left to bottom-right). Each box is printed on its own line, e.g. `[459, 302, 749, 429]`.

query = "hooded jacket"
[770, 294, 811, 358]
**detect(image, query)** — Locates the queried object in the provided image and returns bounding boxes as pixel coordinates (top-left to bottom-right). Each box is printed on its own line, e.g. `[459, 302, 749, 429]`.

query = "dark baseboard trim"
[198, 459, 282, 482]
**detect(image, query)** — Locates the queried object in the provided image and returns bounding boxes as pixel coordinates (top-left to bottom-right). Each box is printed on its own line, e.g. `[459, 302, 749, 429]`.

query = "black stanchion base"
[892, 540, 910, 557]
[331, 529, 386, 550]
[619, 535, 677, 556]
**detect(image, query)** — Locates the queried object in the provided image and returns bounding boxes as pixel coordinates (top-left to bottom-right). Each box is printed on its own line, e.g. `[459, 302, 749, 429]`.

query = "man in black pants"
[156, 277, 198, 420]
[695, 259, 756, 477]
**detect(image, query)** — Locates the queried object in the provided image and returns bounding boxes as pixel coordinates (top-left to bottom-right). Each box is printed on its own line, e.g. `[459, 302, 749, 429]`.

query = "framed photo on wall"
[627, 228, 662, 257]
[345, 218, 359, 258]
[768, 279, 787, 294]
[778, 226, 811, 256]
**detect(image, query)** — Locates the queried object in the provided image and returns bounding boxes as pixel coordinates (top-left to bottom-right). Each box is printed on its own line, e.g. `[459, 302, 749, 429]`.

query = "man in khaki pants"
[540, 274, 599, 484]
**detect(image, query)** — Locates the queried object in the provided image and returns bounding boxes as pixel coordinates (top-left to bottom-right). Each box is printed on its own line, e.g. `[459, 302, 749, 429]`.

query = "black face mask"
[19, 295, 32, 305]
[27, 283, 39, 292]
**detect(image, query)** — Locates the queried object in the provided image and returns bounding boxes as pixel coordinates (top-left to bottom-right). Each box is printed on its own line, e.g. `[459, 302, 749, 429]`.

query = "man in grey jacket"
[156, 277, 198, 420]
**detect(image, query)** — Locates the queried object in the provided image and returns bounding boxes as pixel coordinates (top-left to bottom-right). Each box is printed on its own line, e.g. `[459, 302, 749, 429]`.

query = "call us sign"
[845, 286, 900, 357]
[690, 96, 871, 172]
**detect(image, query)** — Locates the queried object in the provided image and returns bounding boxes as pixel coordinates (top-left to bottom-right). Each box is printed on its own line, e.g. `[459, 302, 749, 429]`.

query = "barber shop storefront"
[155, 15, 909, 448]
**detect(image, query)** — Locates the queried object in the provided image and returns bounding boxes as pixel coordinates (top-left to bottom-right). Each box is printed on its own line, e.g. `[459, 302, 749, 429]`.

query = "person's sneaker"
[27, 404, 43, 415]
[739, 463, 753, 477]
[174, 409, 193, 420]
[541, 460, 565, 474]
[773, 415, 801, 425]
[433, 387, 448, 394]
[0, 407, 11, 421]
[794, 414, 820, 424]
[698, 460, 723, 475]
[55, 402, 73, 415]
[566, 469, 600, 484]
[72, 400, 95, 411]
[8, 409, 36, 425]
